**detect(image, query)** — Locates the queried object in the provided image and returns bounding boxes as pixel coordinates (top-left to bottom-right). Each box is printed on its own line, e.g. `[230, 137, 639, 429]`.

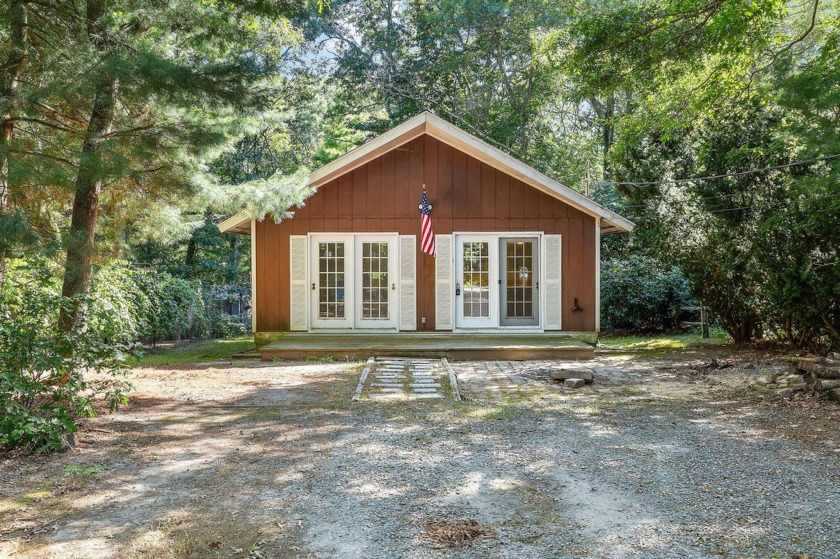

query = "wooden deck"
[259, 333, 595, 361]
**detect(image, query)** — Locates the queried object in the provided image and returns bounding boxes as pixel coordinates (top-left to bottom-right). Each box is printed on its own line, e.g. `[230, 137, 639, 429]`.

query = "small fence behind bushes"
[203, 283, 251, 341]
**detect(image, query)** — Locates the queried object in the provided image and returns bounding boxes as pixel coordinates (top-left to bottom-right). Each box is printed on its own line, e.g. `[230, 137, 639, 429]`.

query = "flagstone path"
[452, 360, 559, 402]
[353, 357, 459, 401]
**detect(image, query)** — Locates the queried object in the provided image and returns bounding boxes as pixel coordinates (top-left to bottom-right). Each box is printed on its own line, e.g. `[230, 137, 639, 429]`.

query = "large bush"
[131, 270, 210, 344]
[0, 261, 130, 452]
[83, 263, 212, 345]
[601, 255, 692, 332]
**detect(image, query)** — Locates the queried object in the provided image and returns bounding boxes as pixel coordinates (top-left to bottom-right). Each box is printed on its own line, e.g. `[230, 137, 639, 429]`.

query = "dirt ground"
[1, 347, 839, 559]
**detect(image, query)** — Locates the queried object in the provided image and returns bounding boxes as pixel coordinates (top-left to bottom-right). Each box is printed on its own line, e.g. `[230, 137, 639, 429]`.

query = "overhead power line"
[604, 154, 840, 188]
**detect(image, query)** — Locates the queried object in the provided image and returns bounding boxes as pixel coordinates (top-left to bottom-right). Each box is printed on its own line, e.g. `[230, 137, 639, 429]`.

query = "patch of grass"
[572, 404, 601, 416]
[306, 355, 335, 363]
[465, 403, 526, 421]
[598, 329, 731, 351]
[130, 336, 255, 365]
[63, 464, 104, 476]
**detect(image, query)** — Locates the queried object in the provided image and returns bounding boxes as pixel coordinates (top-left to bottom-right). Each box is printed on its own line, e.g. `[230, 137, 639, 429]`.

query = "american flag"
[419, 186, 435, 256]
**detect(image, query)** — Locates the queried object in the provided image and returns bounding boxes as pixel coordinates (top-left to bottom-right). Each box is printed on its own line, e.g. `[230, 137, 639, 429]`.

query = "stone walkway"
[354, 358, 703, 406]
[453, 360, 564, 403]
[353, 357, 458, 401]
[451, 358, 722, 407]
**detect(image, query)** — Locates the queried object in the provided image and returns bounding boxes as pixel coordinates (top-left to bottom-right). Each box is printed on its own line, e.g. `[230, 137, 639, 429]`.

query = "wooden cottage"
[219, 112, 634, 360]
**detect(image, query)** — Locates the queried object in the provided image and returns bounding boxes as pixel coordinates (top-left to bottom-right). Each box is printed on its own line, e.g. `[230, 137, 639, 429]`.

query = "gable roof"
[219, 111, 634, 235]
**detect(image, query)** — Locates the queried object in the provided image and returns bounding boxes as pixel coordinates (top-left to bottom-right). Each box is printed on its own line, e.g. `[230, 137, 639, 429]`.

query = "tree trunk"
[0, 0, 29, 297]
[59, 0, 118, 331]
[229, 233, 239, 276]
[602, 94, 615, 180]
[185, 233, 197, 269]
[588, 93, 616, 180]
[60, 77, 119, 330]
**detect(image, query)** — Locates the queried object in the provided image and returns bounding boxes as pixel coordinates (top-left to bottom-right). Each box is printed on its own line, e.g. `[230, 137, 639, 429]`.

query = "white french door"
[310, 235, 353, 329]
[455, 235, 499, 328]
[309, 234, 397, 330]
[354, 235, 397, 329]
[452, 233, 543, 330]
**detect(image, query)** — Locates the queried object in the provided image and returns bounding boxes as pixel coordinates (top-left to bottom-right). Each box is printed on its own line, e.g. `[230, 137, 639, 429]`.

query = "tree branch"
[8, 116, 78, 134]
[12, 149, 75, 165]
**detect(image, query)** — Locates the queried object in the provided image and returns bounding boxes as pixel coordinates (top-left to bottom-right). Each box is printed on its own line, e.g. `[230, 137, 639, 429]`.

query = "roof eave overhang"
[217, 212, 251, 234]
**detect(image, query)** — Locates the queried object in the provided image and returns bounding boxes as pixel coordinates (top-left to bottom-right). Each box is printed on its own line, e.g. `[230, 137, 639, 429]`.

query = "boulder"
[551, 369, 594, 384]
[564, 378, 586, 389]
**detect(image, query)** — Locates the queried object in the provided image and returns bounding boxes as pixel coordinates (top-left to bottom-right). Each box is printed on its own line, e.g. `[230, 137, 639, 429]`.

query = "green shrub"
[601, 255, 692, 332]
[132, 270, 209, 343]
[0, 261, 130, 452]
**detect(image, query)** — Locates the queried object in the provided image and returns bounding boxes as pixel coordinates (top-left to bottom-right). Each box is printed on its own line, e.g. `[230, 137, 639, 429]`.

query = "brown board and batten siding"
[255, 134, 597, 332]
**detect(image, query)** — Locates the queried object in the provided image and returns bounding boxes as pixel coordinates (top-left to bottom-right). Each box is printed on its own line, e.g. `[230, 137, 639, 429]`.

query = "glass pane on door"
[361, 241, 389, 320]
[463, 241, 490, 318]
[318, 242, 345, 319]
[506, 241, 534, 319]
[500, 238, 538, 327]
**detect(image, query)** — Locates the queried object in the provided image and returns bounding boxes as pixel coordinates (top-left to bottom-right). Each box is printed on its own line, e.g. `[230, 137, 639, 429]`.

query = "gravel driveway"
[1, 349, 838, 559]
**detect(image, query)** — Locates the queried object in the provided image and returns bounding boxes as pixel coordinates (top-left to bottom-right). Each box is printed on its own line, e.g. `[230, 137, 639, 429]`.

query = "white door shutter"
[544, 234, 562, 330]
[289, 235, 308, 331]
[399, 235, 417, 331]
[435, 234, 454, 330]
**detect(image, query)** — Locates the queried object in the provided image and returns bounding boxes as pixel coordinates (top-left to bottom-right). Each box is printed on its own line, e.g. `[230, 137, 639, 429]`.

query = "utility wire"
[597, 154, 840, 188]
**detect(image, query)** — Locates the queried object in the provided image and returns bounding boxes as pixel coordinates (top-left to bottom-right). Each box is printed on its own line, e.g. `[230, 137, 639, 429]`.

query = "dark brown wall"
[255, 134, 597, 332]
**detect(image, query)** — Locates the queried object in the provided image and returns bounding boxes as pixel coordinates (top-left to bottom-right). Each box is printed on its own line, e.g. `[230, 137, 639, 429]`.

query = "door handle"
[456, 283, 461, 296]
[311, 283, 315, 290]
[391, 283, 396, 290]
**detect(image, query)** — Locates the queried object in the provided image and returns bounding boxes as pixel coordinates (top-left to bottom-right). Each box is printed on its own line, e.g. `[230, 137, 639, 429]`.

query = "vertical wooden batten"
[250, 219, 256, 333]
[595, 218, 601, 333]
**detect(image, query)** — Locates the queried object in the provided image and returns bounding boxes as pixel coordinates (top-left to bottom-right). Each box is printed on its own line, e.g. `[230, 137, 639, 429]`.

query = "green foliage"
[564, 0, 840, 349]
[599, 330, 730, 350]
[86, 262, 215, 344]
[613, 97, 839, 347]
[601, 255, 692, 332]
[132, 270, 209, 343]
[0, 261, 130, 452]
[303, 0, 600, 186]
